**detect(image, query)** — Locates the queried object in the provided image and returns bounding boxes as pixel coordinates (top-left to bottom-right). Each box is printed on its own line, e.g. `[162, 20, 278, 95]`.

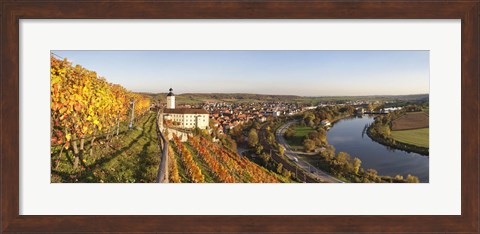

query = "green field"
[285, 125, 316, 150]
[390, 128, 429, 148]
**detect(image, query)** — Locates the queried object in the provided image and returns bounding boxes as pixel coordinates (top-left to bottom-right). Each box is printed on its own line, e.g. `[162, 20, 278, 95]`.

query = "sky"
[51, 50, 429, 96]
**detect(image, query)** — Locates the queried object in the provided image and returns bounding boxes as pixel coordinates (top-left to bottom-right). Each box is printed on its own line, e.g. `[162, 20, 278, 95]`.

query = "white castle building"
[162, 88, 209, 129]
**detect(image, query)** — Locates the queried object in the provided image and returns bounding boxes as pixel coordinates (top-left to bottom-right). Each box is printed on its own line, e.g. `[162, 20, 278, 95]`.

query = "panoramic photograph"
[50, 50, 429, 183]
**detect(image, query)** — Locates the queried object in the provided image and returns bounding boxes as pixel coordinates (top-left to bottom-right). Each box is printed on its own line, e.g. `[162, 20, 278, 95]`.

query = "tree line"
[318, 146, 419, 183]
[367, 104, 429, 155]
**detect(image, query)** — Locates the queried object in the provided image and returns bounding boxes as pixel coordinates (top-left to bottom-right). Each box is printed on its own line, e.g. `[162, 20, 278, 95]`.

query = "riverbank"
[329, 114, 428, 157]
[325, 115, 427, 182]
[366, 124, 429, 156]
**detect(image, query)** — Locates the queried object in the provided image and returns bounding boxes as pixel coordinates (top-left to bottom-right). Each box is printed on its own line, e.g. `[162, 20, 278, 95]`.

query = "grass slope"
[390, 128, 429, 148]
[51, 112, 161, 183]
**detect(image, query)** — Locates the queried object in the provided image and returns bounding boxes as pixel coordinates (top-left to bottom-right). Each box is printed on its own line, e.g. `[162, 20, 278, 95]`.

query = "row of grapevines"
[199, 138, 248, 181]
[171, 134, 204, 183]
[130, 92, 151, 118]
[50, 56, 151, 168]
[198, 137, 256, 182]
[201, 137, 278, 183]
[167, 144, 181, 183]
[223, 146, 278, 183]
[188, 136, 236, 183]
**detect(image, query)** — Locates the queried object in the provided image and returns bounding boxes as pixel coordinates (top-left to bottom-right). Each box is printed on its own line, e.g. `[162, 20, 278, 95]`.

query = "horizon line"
[137, 91, 429, 97]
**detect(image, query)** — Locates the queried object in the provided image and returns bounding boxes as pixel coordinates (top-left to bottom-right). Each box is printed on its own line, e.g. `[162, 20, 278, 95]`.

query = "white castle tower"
[161, 87, 209, 130]
[166, 88, 175, 109]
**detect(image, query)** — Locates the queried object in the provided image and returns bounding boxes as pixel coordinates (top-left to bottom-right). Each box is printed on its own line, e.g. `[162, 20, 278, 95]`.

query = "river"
[326, 115, 429, 182]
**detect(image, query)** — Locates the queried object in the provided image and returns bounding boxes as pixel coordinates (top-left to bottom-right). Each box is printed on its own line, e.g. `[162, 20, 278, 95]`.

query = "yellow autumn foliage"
[50, 56, 151, 147]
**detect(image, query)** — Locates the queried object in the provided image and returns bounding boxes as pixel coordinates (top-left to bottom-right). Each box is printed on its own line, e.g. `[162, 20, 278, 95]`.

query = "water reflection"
[327, 115, 429, 182]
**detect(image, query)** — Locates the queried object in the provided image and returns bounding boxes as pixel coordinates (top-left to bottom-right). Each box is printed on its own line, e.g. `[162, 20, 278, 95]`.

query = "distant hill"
[152, 93, 308, 104]
[147, 92, 429, 105]
[383, 94, 429, 101]
[136, 92, 157, 98]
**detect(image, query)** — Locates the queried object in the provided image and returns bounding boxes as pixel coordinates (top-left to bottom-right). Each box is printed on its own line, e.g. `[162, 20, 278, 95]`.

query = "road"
[269, 149, 321, 183]
[257, 123, 321, 183]
[276, 121, 343, 183]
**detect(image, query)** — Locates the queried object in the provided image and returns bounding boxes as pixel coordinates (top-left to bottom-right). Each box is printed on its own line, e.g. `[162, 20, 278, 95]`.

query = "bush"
[303, 139, 316, 152]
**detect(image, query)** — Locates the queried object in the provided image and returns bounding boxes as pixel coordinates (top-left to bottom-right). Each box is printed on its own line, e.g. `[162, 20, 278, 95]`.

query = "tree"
[284, 128, 295, 138]
[317, 128, 327, 143]
[367, 104, 374, 111]
[266, 131, 275, 145]
[303, 139, 316, 152]
[282, 168, 292, 178]
[252, 121, 261, 130]
[276, 163, 283, 174]
[260, 152, 270, 166]
[255, 145, 264, 155]
[303, 112, 315, 127]
[229, 126, 243, 142]
[224, 137, 237, 151]
[247, 128, 258, 147]
[406, 174, 420, 183]
[307, 130, 327, 146]
[394, 175, 404, 181]
[336, 152, 350, 166]
[278, 144, 285, 156]
[365, 169, 379, 182]
[352, 157, 362, 174]
[322, 145, 336, 161]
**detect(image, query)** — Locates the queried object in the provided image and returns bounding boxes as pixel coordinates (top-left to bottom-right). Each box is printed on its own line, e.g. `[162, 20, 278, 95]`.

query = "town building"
[161, 88, 209, 129]
[320, 119, 331, 126]
[355, 107, 365, 115]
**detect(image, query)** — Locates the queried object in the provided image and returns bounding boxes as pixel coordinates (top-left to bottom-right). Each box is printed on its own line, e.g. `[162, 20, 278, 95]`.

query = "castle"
[161, 88, 209, 129]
